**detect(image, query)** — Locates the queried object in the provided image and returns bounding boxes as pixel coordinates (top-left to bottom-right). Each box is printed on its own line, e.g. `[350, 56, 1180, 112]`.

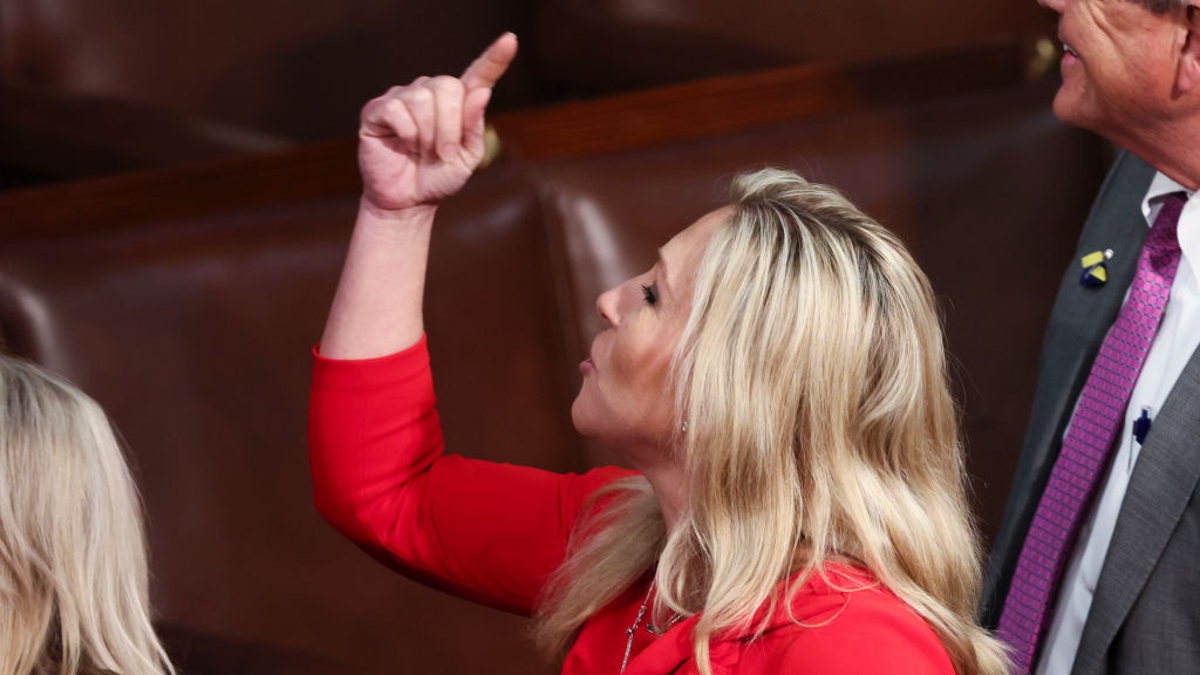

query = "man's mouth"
[1063, 41, 1080, 59]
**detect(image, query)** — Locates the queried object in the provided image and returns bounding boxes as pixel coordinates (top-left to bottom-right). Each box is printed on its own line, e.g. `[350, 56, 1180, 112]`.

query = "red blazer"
[309, 336, 955, 674]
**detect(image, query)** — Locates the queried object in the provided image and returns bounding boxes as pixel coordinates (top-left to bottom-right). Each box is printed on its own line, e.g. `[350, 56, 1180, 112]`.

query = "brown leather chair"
[0, 0, 541, 140]
[0, 0, 540, 188]
[534, 0, 1054, 97]
[0, 0, 1052, 187]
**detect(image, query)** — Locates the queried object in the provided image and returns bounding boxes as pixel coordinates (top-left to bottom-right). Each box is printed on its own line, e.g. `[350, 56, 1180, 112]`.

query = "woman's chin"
[570, 404, 621, 450]
[570, 398, 592, 437]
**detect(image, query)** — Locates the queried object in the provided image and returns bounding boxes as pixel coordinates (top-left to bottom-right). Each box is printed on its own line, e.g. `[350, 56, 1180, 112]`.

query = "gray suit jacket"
[981, 151, 1200, 674]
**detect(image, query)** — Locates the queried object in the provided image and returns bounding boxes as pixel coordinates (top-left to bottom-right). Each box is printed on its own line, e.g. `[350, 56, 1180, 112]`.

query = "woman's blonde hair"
[0, 355, 172, 675]
[536, 169, 1007, 675]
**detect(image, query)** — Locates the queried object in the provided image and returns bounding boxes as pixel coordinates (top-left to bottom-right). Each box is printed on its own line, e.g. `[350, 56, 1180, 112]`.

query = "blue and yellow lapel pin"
[1079, 249, 1113, 287]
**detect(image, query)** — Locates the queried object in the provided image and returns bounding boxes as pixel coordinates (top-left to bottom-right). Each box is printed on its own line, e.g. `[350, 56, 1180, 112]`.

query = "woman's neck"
[638, 461, 687, 531]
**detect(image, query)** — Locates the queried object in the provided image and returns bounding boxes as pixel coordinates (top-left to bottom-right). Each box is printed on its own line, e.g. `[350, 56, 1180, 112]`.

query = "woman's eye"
[641, 283, 659, 306]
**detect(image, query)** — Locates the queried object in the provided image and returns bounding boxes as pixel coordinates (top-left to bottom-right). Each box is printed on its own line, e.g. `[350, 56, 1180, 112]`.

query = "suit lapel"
[982, 152, 1155, 625]
[1032, 152, 1153, 481]
[1072, 345, 1200, 675]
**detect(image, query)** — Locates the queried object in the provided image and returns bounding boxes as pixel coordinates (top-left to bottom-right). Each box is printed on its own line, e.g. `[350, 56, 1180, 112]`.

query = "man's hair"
[1133, 0, 1188, 14]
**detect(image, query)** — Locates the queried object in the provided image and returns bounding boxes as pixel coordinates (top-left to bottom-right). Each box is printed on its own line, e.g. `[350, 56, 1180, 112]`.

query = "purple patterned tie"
[997, 192, 1187, 674]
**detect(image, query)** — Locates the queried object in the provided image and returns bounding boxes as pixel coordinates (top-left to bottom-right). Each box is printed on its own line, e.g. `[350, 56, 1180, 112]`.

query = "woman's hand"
[320, 33, 518, 359]
[357, 32, 518, 214]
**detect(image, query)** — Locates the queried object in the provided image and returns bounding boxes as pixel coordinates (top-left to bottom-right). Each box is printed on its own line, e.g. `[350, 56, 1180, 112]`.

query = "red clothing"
[309, 336, 956, 674]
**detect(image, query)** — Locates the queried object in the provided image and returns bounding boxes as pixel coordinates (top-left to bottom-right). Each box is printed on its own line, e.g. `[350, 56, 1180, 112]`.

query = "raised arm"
[310, 35, 636, 614]
[318, 33, 518, 359]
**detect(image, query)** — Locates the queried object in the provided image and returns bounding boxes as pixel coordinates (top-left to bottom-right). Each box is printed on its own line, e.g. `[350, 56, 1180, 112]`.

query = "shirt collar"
[1143, 171, 1191, 207]
[1142, 171, 1200, 285]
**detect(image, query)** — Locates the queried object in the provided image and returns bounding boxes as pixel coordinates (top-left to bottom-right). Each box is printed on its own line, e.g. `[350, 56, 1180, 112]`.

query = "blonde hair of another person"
[0, 355, 172, 675]
[535, 169, 1008, 675]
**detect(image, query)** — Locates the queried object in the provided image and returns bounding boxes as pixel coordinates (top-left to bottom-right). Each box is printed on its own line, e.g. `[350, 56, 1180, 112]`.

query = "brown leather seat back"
[534, 0, 1052, 96]
[0, 165, 573, 674]
[0, 0, 539, 140]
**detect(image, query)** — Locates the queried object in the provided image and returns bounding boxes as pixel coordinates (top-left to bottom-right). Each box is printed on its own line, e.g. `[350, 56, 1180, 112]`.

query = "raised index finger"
[460, 32, 518, 91]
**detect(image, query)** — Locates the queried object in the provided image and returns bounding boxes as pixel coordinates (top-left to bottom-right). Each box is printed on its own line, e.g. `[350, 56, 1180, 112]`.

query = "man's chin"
[1051, 88, 1088, 130]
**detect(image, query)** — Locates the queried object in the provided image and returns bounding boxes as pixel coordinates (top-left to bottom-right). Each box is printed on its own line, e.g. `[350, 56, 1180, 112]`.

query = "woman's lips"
[580, 357, 594, 374]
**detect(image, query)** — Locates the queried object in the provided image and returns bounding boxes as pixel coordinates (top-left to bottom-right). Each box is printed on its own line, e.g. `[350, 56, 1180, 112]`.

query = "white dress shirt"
[1036, 173, 1200, 674]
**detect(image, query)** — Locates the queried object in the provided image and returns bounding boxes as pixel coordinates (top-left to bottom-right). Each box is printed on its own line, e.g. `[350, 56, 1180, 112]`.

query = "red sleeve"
[308, 335, 631, 616]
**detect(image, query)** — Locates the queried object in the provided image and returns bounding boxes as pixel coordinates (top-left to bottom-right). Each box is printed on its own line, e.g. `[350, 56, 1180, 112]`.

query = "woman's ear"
[1179, 4, 1200, 94]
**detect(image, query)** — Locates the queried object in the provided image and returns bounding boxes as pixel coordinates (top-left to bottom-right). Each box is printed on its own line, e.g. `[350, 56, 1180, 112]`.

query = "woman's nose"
[596, 286, 621, 327]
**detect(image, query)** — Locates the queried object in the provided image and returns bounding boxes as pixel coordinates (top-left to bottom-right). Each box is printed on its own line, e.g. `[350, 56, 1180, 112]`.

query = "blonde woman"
[310, 34, 1007, 675]
[0, 355, 173, 675]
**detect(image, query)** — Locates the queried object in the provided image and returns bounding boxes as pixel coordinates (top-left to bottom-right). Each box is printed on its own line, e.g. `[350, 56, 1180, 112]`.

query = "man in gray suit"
[981, 0, 1200, 673]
